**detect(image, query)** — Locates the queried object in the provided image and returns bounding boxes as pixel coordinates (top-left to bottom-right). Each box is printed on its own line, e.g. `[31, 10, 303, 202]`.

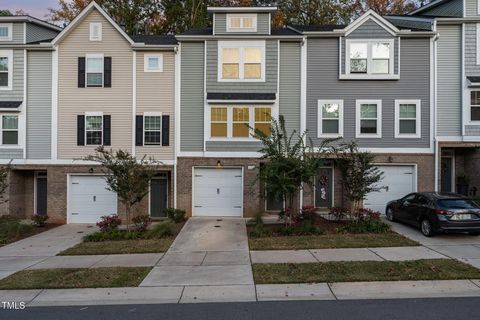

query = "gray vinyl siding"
[307, 37, 431, 148]
[279, 41, 301, 136]
[11, 23, 24, 44]
[26, 51, 52, 159]
[437, 25, 462, 136]
[206, 141, 262, 152]
[206, 40, 278, 93]
[26, 23, 59, 43]
[466, 0, 478, 16]
[465, 23, 480, 76]
[0, 149, 23, 159]
[180, 41, 205, 152]
[422, 0, 463, 17]
[0, 49, 24, 102]
[341, 19, 399, 74]
[214, 13, 270, 35]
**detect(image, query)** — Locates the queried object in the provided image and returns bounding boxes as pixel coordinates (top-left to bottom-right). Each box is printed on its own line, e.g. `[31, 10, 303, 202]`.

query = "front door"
[35, 173, 47, 215]
[150, 178, 168, 218]
[315, 168, 333, 208]
[441, 157, 453, 192]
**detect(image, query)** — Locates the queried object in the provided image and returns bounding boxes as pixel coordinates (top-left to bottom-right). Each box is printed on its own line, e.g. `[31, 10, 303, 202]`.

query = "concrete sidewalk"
[0, 225, 95, 280]
[2, 279, 480, 306]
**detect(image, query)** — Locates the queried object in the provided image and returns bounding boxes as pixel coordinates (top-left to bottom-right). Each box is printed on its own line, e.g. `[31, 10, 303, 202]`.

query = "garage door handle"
[93, 196, 96, 202]
[72, 213, 79, 215]
[234, 206, 242, 208]
[194, 206, 202, 208]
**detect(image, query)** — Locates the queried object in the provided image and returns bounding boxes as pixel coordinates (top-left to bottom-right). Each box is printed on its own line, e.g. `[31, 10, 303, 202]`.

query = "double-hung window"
[219, 41, 265, 81]
[0, 50, 12, 90]
[144, 113, 162, 145]
[86, 54, 104, 87]
[1, 115, 18, 145]
[470, 91, 480, 122]
[317, 100, 343, 138]
[227, 14, 257, 32]
[395, 100, 421, 138]
[85, 114, 103, 145]
[210, 105, 272, 139]
[347, 40, 394, 76]
[356, 100, 382, 138]
[0, 24, 12, 41]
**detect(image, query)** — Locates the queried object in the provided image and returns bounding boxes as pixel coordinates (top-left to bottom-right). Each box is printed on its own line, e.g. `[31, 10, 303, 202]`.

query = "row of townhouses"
[0, 1, 478, 224]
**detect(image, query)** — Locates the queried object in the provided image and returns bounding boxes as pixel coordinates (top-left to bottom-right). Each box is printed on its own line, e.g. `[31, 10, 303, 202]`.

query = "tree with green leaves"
[335, 141, 384, 214]
[84, 146, 159, 231]
[0, 162, 11, 206]
[254, 115, 335, 226]
[0, 10, 14, 16]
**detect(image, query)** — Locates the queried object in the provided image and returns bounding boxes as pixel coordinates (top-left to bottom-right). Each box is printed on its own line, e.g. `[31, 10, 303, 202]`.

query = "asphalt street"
[2, 298, 480, 320]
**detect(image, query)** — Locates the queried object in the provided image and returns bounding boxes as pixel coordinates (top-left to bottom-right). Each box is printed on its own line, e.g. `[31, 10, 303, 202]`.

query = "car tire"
[468, 232, 480, 236]
[386, 207, 396, 222]
[420, 218, 435, 237]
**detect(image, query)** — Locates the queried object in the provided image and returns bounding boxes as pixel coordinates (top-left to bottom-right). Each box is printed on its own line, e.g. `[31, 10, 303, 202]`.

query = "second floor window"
[0, 50, 12, 89]
[356, 100, 382, 138]
[395, 100, 421, 138]
[0, 24, 12, 41]
[86, 55, 104, 87]
[85, 115, 103, 145]
[317, 100, 343, 138]
[219, 41, 264, 81]
[144, 114, 162, 145]
[348, 40, 393, 75]
[210, 105, 271, 139]
[1, 115, 18, 145]
[471, 91, 480, 121]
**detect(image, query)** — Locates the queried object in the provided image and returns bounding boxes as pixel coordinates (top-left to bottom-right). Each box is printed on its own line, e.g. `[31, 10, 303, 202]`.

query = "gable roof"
[52, 1, 133, 46]
[0, 15, 62, 32]
[343, 10, 400, 36]
[131, 35, 178, 45]
[409, 0, 452, 15]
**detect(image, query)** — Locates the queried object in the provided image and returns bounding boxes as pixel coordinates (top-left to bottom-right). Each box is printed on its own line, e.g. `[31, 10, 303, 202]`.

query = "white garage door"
[364, 165, 416, 214]
[193, 168, 243, 217]
[69, 176, 117, 223]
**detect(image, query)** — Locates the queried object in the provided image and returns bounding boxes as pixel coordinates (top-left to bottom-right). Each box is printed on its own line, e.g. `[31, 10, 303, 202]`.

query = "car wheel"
[468, 232, 480, 236]
[420, 219, 435, 237]
[386, 207, 396, 222]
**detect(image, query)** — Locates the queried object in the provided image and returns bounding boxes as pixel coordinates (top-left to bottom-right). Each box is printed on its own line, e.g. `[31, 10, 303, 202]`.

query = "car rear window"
[437, 199, 480, 210]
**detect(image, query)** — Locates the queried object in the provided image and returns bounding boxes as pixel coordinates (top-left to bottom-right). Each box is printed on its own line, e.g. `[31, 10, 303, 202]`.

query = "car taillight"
[434, 209, 453, 216]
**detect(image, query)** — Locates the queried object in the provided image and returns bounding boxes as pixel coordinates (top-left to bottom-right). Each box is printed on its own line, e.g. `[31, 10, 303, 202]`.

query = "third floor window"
[219, 41, 265, 81]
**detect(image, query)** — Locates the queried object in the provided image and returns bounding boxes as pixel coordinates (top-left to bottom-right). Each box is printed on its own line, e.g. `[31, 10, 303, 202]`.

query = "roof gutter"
[131, 44, 178, 50]
[175, 35, 303, 41]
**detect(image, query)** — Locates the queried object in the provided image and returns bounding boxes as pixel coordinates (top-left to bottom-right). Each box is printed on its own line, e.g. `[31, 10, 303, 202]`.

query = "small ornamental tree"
[84, 146, 159, 231]
[336, 141, 384, 215]
[254, 115, 335, 226]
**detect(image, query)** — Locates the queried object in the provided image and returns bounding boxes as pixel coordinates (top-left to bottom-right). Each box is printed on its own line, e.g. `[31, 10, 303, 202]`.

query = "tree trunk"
[126, 204, 131, 232]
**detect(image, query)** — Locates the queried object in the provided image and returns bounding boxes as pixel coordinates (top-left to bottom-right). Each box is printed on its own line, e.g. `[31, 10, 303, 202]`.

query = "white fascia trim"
[436, 136, 463, 142]
[344, 10, 399, 37]
[144, 53, 164, 72]
[207, 99, 276, 104]
[394, 99, 422, 139]
[0, 159, 177, 165]
[355, 99, 382, 138]
[0, 50, 13, 90]
[462, 136, 480, 141]
[22, 49, 27, 159]
[311, 147, 434, 154]
[51, 46, 58, 160]
[175, 44, 181, 160]
[217, 40, 266, 82]
[52, 2, 134, 46]
[207, 7, 277, 13]
[132, 50, 137, 155]
[317, 99, 344, 138]
[178, 151, 262, 158]
[0, 23, 13, 41]
[300, 37, 307, 134]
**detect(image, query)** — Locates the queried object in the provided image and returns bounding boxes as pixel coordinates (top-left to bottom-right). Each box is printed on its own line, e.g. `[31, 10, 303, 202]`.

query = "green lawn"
[253, 259, 480, 284]
[0, 267, 152, 290]
[58, 238, 175, 255]
[249, 232, 419, 250]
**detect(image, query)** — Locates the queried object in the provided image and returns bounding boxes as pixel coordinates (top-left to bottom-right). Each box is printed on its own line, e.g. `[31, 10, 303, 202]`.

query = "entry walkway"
[140, 218, 255, 300]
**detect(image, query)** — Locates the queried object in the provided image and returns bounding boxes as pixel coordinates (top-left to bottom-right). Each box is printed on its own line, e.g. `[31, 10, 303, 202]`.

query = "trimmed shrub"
[146, 222, 174, 239]
[164, 208, 186, 223]
[132, 215, 152, 231]
[32, 214, 49, 227]
[97, 215, 121, 232]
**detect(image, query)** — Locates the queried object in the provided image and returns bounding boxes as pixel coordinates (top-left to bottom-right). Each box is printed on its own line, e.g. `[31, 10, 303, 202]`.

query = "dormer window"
[346, 39, 394, 76]
[227, 14, 257, 32]
[0, 24, 12, 41]
[89, 22, 102, 41]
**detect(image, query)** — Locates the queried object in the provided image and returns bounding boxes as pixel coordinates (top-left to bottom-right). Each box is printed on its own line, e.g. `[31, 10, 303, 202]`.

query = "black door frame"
[34, 171, 48, 215]
[149, 173, 169, 218]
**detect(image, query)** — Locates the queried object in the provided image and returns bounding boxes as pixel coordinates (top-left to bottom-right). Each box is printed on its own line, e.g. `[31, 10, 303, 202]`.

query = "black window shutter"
[77, 115, 85, 146]
[162, 115, 170, 146]
[104, 57, 112, 88]
[103, 115, 111, 146]
[78, 57, 86, 88]
[136, 115, 143, 146]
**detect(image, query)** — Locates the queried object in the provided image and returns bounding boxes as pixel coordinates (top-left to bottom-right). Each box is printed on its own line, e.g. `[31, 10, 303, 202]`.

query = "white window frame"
[218, 40, 265, 82]
[344, 39, 396, 80]
[85, 112, 103, 146]
[0, 114, 19, 146]
[0, 24, 12, 41]
[469, 89, 480, 124]
[144, 54, 163, 72]
[395, 99, 421, 138]
[85, 53, 104, 87]
[207, 105, 277, 141]
[356, 99, 382, 138]
[143, 112, 162, 146]
[89, 22, 102, 41]
[226, 14, 257, 32]
[317, 100, 344, 138]
[0, 50, 13, 91]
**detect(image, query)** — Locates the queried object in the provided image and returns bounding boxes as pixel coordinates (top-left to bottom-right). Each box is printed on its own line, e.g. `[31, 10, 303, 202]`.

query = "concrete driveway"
[388, 220, 480, 269]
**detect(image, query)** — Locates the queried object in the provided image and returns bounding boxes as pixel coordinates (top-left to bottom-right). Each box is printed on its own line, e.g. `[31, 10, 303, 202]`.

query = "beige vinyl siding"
[57, 9, 133, 159]
[135, 51, 175, 160]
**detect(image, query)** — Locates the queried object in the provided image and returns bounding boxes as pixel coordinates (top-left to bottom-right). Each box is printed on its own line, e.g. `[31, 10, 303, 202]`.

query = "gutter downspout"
[433, 20, 439, 192]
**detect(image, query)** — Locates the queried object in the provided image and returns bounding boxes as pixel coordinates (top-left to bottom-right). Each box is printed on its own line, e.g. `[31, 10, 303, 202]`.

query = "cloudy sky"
[3, 0, 58, 19]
